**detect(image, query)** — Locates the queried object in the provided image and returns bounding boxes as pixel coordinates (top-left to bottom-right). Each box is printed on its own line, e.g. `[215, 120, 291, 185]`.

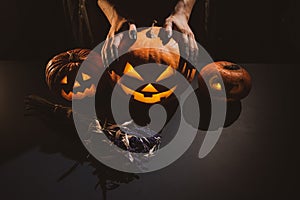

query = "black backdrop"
[1, 0, 299, 63]
[1, 1, 299, 199]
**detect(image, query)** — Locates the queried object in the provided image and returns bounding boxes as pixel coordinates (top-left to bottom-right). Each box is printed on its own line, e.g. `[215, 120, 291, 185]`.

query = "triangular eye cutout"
[61, 76, 68, 84]
[82, 73, 91, 81]
[156, 65, 175, 82]
[123, 62, 144, 81]
[209, 75, 222, 91]
[73, 80, 81, 88]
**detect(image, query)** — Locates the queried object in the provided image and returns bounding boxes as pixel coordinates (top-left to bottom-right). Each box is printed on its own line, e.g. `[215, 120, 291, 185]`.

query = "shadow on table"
[21, 88, 243, 199]
[24, 107, 139, 200]
[183, 88, 242, 131]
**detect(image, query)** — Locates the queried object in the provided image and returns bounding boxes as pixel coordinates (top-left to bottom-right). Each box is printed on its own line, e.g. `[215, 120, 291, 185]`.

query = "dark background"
[1, 0, 299, 63]
[0, 1, 299, 200]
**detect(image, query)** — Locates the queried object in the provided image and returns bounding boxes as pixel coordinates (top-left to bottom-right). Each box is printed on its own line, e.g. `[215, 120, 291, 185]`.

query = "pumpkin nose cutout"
[141, 83, 158, 93]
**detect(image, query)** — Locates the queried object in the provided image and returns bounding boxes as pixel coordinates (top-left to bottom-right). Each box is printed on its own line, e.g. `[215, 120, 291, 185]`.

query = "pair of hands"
[101, 13, 199, 67]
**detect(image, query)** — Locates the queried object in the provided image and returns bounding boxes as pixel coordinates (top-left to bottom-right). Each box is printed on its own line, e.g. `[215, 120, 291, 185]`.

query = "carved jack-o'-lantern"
[198, 61, 251, 101]
[45, 48, 102, 102]
[109, 62, 180, 104]
[107, 27, 196, 104]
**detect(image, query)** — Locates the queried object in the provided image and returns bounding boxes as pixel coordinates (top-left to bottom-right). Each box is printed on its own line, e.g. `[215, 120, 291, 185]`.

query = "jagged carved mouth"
[61, 84, 96, 101]
[119, 83, 177, 104]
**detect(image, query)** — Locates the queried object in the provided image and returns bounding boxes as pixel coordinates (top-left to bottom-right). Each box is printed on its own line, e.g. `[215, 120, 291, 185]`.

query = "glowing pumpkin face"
[45, 48, 102, 102]
[109, 62, 181, 104]
[106, 27, 196, 104]
[60, 71, 96, 101]
[198, 61, 252, 101]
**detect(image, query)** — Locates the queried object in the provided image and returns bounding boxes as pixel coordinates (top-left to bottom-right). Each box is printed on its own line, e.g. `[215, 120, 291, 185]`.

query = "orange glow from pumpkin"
[123, 62, 144, 81]
[109, 70, 121, 82]
[61, 76, 68, 84]
[209, 75, 222, 91]
[61, 84, 96, 101]
[109, 62, 182, 103]
[120, 83, 176, 104]
[156, 65, 175, 82]
[141, 83, 159, 93]
[73, 80, 81, 88]
[82, 73, 91, 81]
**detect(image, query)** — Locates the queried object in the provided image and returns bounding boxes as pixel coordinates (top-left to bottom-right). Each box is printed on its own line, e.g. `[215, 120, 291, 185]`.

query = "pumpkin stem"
[148, 20, 158, 38]
[68, 52, 80, 62]
[224, 64, 240, 70]
[151, 20, 158, 28]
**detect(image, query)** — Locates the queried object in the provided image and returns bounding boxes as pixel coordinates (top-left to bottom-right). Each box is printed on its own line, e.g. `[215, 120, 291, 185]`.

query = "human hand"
[164, 5, 198, 64]
[102, 21, 137, 67]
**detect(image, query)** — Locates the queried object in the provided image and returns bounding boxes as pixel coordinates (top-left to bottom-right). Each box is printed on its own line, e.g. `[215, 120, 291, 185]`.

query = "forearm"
[173, 0, 196, 20]
[97, 0, 126, 29]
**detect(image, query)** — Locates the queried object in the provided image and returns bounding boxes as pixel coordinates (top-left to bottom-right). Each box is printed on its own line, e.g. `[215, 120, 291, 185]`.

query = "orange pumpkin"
[106, 26, 196, 104]
[198, 61, 252, 101]
[45, 48, 103, 102]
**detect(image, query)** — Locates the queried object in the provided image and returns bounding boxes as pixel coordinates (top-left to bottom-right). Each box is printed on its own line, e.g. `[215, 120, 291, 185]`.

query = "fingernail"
[129, 30, 137, 40]
[132, 33, 137, 40]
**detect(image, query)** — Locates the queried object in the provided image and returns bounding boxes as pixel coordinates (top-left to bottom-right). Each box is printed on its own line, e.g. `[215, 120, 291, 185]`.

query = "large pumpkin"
[106, 26, 196, 104]
[198, 61, 252, 101]
[45, 48, 102, 102]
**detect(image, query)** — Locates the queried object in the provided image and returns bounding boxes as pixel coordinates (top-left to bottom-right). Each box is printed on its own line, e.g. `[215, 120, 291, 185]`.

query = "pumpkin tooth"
[188, 69, 196, 82]
[61, 90, 73, 101]
[181, 62, 187, 74]
[132, 85, 176, 104]
[72, 84, 96, 99]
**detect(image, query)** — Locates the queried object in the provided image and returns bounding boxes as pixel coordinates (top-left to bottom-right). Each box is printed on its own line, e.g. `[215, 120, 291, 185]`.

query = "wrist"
[172, 12, 189, 23]
[111, 17, 127, 32]
[173, 0, 195, 21]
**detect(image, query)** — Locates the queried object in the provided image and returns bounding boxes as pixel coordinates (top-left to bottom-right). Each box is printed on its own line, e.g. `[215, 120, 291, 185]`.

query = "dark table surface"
[1, 61, 299, 200]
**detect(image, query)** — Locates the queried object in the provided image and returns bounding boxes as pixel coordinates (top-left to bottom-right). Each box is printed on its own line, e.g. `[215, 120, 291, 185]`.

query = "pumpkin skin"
[45, 48, 102, 102]
[106, 26, 196, 104]
[198, 61, 252, 101]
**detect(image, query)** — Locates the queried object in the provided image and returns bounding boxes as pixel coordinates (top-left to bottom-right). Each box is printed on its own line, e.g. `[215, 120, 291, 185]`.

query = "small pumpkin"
[198, 61, 251, 101]
[45, 48, 102, 102]
[106, 26, 196, 104]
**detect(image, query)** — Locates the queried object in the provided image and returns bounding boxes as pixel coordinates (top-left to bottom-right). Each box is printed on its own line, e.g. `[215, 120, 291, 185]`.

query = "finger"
[103, 37, 114, 67]
[101, 42, 108, 67]
[111, 33, 123, 61]
[129, 24, 137, 40]
[193, 39, 199, 65]
[188, 34, 198, 65]
[111, 44, 118, 62]
[164, 21, 173, 38]
[101, 49, 107, 68]
[109, 40, 116, 62]
[106, 37, 115, 65]
[181, 33, 189, 59]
